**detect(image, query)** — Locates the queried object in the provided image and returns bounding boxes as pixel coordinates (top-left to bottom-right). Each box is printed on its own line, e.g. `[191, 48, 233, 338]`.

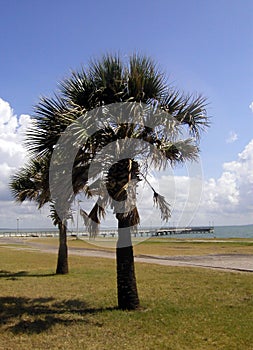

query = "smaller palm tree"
[9, 156, 72, 274]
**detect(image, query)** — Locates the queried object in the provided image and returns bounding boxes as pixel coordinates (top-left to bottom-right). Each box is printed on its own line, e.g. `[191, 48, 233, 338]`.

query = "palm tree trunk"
[116, 214, 140, 310]
[56, 219, 69, 274]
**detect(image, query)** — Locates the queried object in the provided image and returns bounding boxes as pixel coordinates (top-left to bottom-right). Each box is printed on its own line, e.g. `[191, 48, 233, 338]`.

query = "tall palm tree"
[71, 101, 205, 310]
[11, 54, 210, 309]
[58, 55, 209, 310]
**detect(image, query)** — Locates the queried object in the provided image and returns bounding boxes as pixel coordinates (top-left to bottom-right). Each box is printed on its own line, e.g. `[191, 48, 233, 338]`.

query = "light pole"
[76, 200, 82, 238]
[16, 217, 19, 236]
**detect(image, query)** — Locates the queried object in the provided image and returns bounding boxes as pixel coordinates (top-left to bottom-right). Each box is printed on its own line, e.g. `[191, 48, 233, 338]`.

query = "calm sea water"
[0, 224, 253, 239]
[164, 225, 253, 239]
[213, 225, 253, 239]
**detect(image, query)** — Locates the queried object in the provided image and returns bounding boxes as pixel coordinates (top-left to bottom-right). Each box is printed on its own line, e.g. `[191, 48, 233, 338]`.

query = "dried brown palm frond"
[79, 208, 90, 226]
[116, 206, 140, 228]
[80, 208, 98, 238]
[80, 198, 106, 238]
[153, 191, 171, 222]
[127, 206, 140, 227]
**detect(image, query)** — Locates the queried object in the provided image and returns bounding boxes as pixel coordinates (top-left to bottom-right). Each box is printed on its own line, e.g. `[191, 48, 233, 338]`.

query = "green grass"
[0, 246, 252, 349]
[134, 238, 253, 256]
[27, 236, 253, 256]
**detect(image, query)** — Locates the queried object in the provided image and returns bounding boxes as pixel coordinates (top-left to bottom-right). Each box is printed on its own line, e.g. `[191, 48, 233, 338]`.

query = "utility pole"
[16, 217, 19, 236]
[76, 200, 82, 238]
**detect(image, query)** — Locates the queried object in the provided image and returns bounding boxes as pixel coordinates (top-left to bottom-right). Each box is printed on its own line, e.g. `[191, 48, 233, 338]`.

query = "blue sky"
[0, 0, 252, 228]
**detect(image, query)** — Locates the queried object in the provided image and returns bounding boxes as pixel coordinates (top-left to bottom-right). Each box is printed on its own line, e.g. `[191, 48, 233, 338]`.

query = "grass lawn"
[0, 245, 252, 349]
[27, 236, 253, 256]
[134, 238, 253, 256]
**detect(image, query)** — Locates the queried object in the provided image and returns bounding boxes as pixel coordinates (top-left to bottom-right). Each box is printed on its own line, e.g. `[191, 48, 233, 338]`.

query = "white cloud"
[0, 98, 14, 124]
[138, 139, 253, 226]
[226, 130, 238, 143]
[199, 139, 253, 224]
[0, 97, 54, 229]
[0, 99, 32, 168]
[136, 169, 204, 228]
[249, 101, 253, 113]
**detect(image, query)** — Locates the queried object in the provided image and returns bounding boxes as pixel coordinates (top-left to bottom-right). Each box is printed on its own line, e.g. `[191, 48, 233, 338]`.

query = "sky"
[0, 0, 252, 229]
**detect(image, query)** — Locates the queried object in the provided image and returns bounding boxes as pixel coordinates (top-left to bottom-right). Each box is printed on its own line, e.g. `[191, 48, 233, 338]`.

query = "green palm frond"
[60, 68, 96, 110]
[160, 89, 184, 114]
[9, 156, 50, 206]
[49, 203, 73, 227]
[89, 54, 125, 105]
[127, 54, 166, 102]
[26, 95, 73, 156]
[162, 93, 209, 139]
[162, 139, 199, 164]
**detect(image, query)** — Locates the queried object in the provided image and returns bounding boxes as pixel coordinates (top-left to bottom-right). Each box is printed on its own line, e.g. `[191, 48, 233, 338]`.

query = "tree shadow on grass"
[0, 296, 116, 334]
[0, 270, 55, 280]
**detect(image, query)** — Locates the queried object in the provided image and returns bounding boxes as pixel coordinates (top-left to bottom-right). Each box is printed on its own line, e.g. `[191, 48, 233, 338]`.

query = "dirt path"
[1, 238, 252, 273]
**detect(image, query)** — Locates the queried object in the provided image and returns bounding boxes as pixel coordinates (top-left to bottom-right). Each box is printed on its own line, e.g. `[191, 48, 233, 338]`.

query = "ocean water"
[213, 225, 253, 239]
[162, 224, 253, 239]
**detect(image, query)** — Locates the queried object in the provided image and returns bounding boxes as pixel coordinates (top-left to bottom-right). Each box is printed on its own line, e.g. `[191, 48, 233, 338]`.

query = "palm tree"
[9, 97, 90, 275]
[11, 54, 210, 309]
[70, 101, 205, 310]
[9, 156, 72, 274]
[58, 55, 209, 310]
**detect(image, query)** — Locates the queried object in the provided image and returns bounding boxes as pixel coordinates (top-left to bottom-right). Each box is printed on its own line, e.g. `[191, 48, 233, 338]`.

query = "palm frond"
[88, 54, 125, 105]
[165, 94, 209, 139]
[116, 206, 140, 227]
[153, 191, 171, 222]
[127, 54, 166, 102]
[60, 68, 100, 111]
[9, 156, 50, 206]
[48, 204, 61, 226]
[80, 198, 106, 237]
[162, 139, 199, 164]
[48, 203, 73, 227]
[26, 95, 72, 156]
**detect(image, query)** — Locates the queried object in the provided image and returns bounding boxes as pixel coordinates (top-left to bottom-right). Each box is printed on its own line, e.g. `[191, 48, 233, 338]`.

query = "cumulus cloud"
[0, 99, 32, 168]
[0, 98, 32, 198]
[226, 131, 238, 143]
[137, 139, 253, 226]
[0, 97, 53, 228]
[249, 101, 253, 112]
[135, 166, 204, 228]
[199, 139, 253, 224]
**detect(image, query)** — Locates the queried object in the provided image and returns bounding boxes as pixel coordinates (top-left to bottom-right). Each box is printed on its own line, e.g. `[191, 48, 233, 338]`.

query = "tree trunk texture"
[56, 220, 69, 274]
[107, 158, 140, 310]
[116, 215, 140, 310]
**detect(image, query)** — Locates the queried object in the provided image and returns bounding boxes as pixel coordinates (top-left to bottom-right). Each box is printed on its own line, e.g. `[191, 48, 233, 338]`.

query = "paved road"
[1, 238, 252, 273]
[134, 253, 253, 272]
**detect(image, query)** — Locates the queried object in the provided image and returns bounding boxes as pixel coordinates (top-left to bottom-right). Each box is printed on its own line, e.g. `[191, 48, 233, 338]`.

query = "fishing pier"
[0, 226, 214, 238]
[150, 226, 214, 236]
